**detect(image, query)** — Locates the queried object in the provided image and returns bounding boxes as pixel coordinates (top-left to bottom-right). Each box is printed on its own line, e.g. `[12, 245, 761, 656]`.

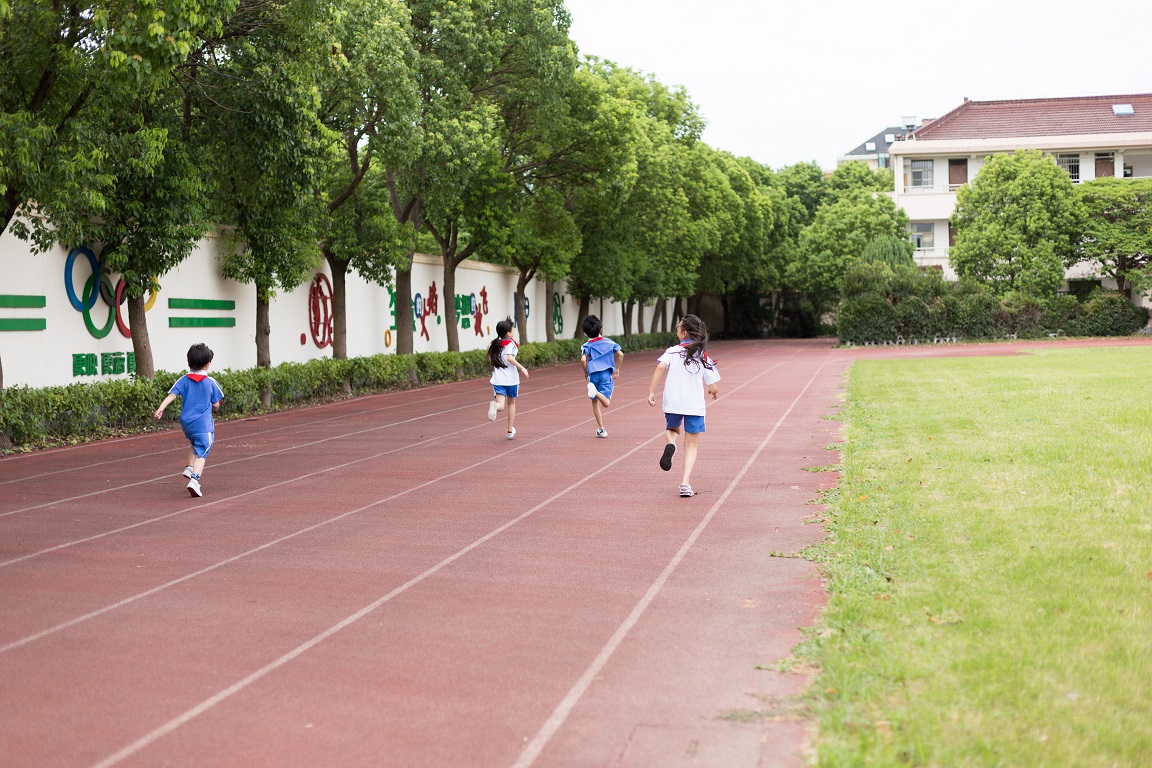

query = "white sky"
[563, 0, 1152, 170]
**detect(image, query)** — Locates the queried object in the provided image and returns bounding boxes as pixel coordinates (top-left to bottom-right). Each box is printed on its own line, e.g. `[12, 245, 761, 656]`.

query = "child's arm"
[647, 362, 668, 407]
[154, 393, 177, 420]
[612, 350, 623, 378]
[580, 353, 589, 379]
[511, 354, 529, 379]
[706, 383, 719, 400]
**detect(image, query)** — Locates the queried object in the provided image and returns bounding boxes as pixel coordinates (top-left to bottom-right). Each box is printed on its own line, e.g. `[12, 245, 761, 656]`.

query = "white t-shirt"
[490, 340, 520, 386]
[658, 344, 720, 416]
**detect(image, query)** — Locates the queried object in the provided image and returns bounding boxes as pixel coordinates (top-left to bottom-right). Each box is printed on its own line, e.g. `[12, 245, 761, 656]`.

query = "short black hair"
[187, 343, 214, 370]
[581, 315, 602, 338]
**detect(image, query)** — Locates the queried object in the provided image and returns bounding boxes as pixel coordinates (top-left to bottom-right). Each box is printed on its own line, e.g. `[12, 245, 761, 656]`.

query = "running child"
[153, 343, 224, 498]
[485, 317, 530, 439]
[647, 314, 720, 497]
[580, 314, 623, 438]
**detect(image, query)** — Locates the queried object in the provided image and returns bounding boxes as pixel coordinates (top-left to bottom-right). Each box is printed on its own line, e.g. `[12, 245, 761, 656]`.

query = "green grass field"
[801, 346, 1152, 767]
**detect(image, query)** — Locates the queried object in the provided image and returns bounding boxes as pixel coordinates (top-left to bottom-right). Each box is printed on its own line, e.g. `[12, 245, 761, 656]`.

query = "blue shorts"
[493, 384, 519, 399]
[588, 370, 614, 400]
[185, 431, 215, 459]
[665, 413, 706, 434]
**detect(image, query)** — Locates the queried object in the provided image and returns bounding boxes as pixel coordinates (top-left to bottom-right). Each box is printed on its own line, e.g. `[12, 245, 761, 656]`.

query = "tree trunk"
[395, 259, 414, 356]
[328, 258, 349, 361]
[515, 272, 530, 344]
[256, 294, 273, 408]
[720, 292, 731, 336]
[127, 294, 155, 380]
[443, 256, 460, 353]
[671, 297, 684, 330]
[544, 279, 556, 343]
[575, 295, 590, 338]
[621, 300, 633, 342]
[636, 301, 645, 337]
[650, 300, 663, 333]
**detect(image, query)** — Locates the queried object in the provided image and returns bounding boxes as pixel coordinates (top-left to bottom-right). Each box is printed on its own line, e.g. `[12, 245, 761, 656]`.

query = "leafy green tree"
[828, 160, 894, 198]
[695, 149, 774, 334]
[790, 190, 909, 314]
[205, 0, 328, 378]
[313, 0, 420, 360]
[860, 233, 915, 268]
[1077, 177, 1152, 300]
[1, 0, 237, 385]
[951, 150, 1087, 298]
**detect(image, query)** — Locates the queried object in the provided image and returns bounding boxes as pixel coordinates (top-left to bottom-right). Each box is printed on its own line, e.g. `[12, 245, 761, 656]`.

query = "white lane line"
[509, 350, 834, 768]
[0, 377, 583, 519]
[1, 352, 795, 651]
[0, 389, 592, 568]
[0, 384, 474, 484]
[82, 353, 803, 767]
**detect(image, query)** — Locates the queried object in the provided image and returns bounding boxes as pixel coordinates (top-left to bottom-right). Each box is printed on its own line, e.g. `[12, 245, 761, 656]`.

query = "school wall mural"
[0, 230, 662, 389]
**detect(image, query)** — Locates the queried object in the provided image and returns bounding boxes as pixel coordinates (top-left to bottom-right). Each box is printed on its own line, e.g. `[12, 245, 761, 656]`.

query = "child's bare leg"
[659, 426, 680, 471]
[594, 392, 610, 408]
[193, 456, 207, 476]
[680, 432, 699, 486]
[506, 398, 516, 431]
[186, 449, 198, 468]
[494, 394, 507, 412]
[666, 425, 680, 445]
[592, 400, 604, 429]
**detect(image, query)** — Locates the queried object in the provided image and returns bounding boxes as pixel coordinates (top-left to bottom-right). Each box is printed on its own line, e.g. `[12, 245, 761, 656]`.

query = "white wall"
[0, 232, 669, 389]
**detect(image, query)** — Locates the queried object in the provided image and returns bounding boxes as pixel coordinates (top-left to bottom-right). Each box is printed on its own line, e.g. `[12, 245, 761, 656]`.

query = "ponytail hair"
[487, 317, 515, 368]
[678, 314, 714, 371]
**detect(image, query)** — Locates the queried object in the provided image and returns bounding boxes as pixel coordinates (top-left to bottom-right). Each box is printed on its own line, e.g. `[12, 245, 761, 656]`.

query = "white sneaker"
[181, 465, 194, 479]
[187, 478, 203, 497]
[679, 484, 695, 497]
[595, 428, 608, 438]
[506, 428, 517, 440]
[487, 401, 498, 421]
[587, 381, 598, 399]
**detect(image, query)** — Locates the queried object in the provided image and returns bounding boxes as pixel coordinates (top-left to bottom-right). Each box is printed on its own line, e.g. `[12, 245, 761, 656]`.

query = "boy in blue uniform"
[580, 315, 623, 438]
[154, 343, 224, 497]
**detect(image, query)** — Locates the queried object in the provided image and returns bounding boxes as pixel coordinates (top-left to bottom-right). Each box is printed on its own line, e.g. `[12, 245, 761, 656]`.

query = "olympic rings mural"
[64, 247, 158, 339]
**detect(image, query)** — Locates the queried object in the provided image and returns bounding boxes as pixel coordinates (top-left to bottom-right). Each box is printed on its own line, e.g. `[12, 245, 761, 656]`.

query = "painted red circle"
[308, 273, 334, 349]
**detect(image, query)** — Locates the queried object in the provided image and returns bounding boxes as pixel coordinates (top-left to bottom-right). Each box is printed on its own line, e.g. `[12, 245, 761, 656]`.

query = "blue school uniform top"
[581, 336, 621, 374]
[169, 372, 224, 435]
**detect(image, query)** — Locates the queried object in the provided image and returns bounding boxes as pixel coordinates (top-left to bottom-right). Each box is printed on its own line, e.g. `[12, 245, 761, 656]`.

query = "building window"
[906, 159, 934, 189]
[1056, 153, 1080, 182]
[878, 153, 889, 169]
[909, 223, 934, 251]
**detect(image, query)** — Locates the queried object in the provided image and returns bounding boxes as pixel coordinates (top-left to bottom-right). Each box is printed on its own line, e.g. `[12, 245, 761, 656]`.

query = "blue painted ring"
[65, 247, 100, 311]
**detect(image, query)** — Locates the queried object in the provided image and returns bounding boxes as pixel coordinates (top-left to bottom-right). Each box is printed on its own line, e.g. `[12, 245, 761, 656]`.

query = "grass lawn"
[800, 346, 1152, 766]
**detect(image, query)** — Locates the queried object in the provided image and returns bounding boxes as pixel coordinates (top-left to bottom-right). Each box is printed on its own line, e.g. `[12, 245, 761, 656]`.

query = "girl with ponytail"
[486, 317, 530, 439]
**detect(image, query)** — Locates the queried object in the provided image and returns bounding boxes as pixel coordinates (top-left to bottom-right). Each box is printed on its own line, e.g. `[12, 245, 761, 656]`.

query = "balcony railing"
[901, 183, 963, 194]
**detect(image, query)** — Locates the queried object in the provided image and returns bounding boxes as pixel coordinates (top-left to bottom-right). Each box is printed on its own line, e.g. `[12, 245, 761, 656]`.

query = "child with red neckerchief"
[485, 317, 530, 439]
[647, 314, 720, 497]
[154, 343, 224, 497]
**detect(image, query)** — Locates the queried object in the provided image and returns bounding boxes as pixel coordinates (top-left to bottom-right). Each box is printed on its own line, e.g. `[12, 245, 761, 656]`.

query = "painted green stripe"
[0, 318, 47, 331]
[0, 295, 47, 308]
[168, 298, 236, 310]
[169, 317, 237, 328]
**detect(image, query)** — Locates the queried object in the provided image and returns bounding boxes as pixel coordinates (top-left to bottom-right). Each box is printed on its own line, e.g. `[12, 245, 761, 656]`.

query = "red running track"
[7, 336, 1136, 767]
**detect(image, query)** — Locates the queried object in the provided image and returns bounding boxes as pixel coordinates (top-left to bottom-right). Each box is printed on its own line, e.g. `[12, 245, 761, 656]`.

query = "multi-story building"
[836, 125, 911, 170]
[889, 93, 1152, 279]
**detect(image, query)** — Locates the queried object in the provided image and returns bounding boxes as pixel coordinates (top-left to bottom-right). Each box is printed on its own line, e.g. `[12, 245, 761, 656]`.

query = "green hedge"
[0, 332, 676, 451]
[837, 263, 1148, 344]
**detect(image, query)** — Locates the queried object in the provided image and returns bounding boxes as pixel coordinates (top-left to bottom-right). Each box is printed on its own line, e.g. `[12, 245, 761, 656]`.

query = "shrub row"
[837, 262, 1149, 344]
[0, 332, 676, 451]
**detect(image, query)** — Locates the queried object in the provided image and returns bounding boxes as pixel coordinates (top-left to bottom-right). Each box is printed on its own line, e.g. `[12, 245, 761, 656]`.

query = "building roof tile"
[913, 94, 1152, 140]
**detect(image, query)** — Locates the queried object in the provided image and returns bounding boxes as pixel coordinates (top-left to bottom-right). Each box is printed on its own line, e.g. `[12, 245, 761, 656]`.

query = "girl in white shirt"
[486, 318, 530, 439]
[647, 314, 720, 497]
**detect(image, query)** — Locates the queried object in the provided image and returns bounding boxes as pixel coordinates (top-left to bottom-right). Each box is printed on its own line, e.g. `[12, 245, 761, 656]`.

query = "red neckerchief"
[500, 338, 518, 348]
[587, 336, 604, 343]
[187, 373, 208, 382]
[678, 341, 717, 364]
